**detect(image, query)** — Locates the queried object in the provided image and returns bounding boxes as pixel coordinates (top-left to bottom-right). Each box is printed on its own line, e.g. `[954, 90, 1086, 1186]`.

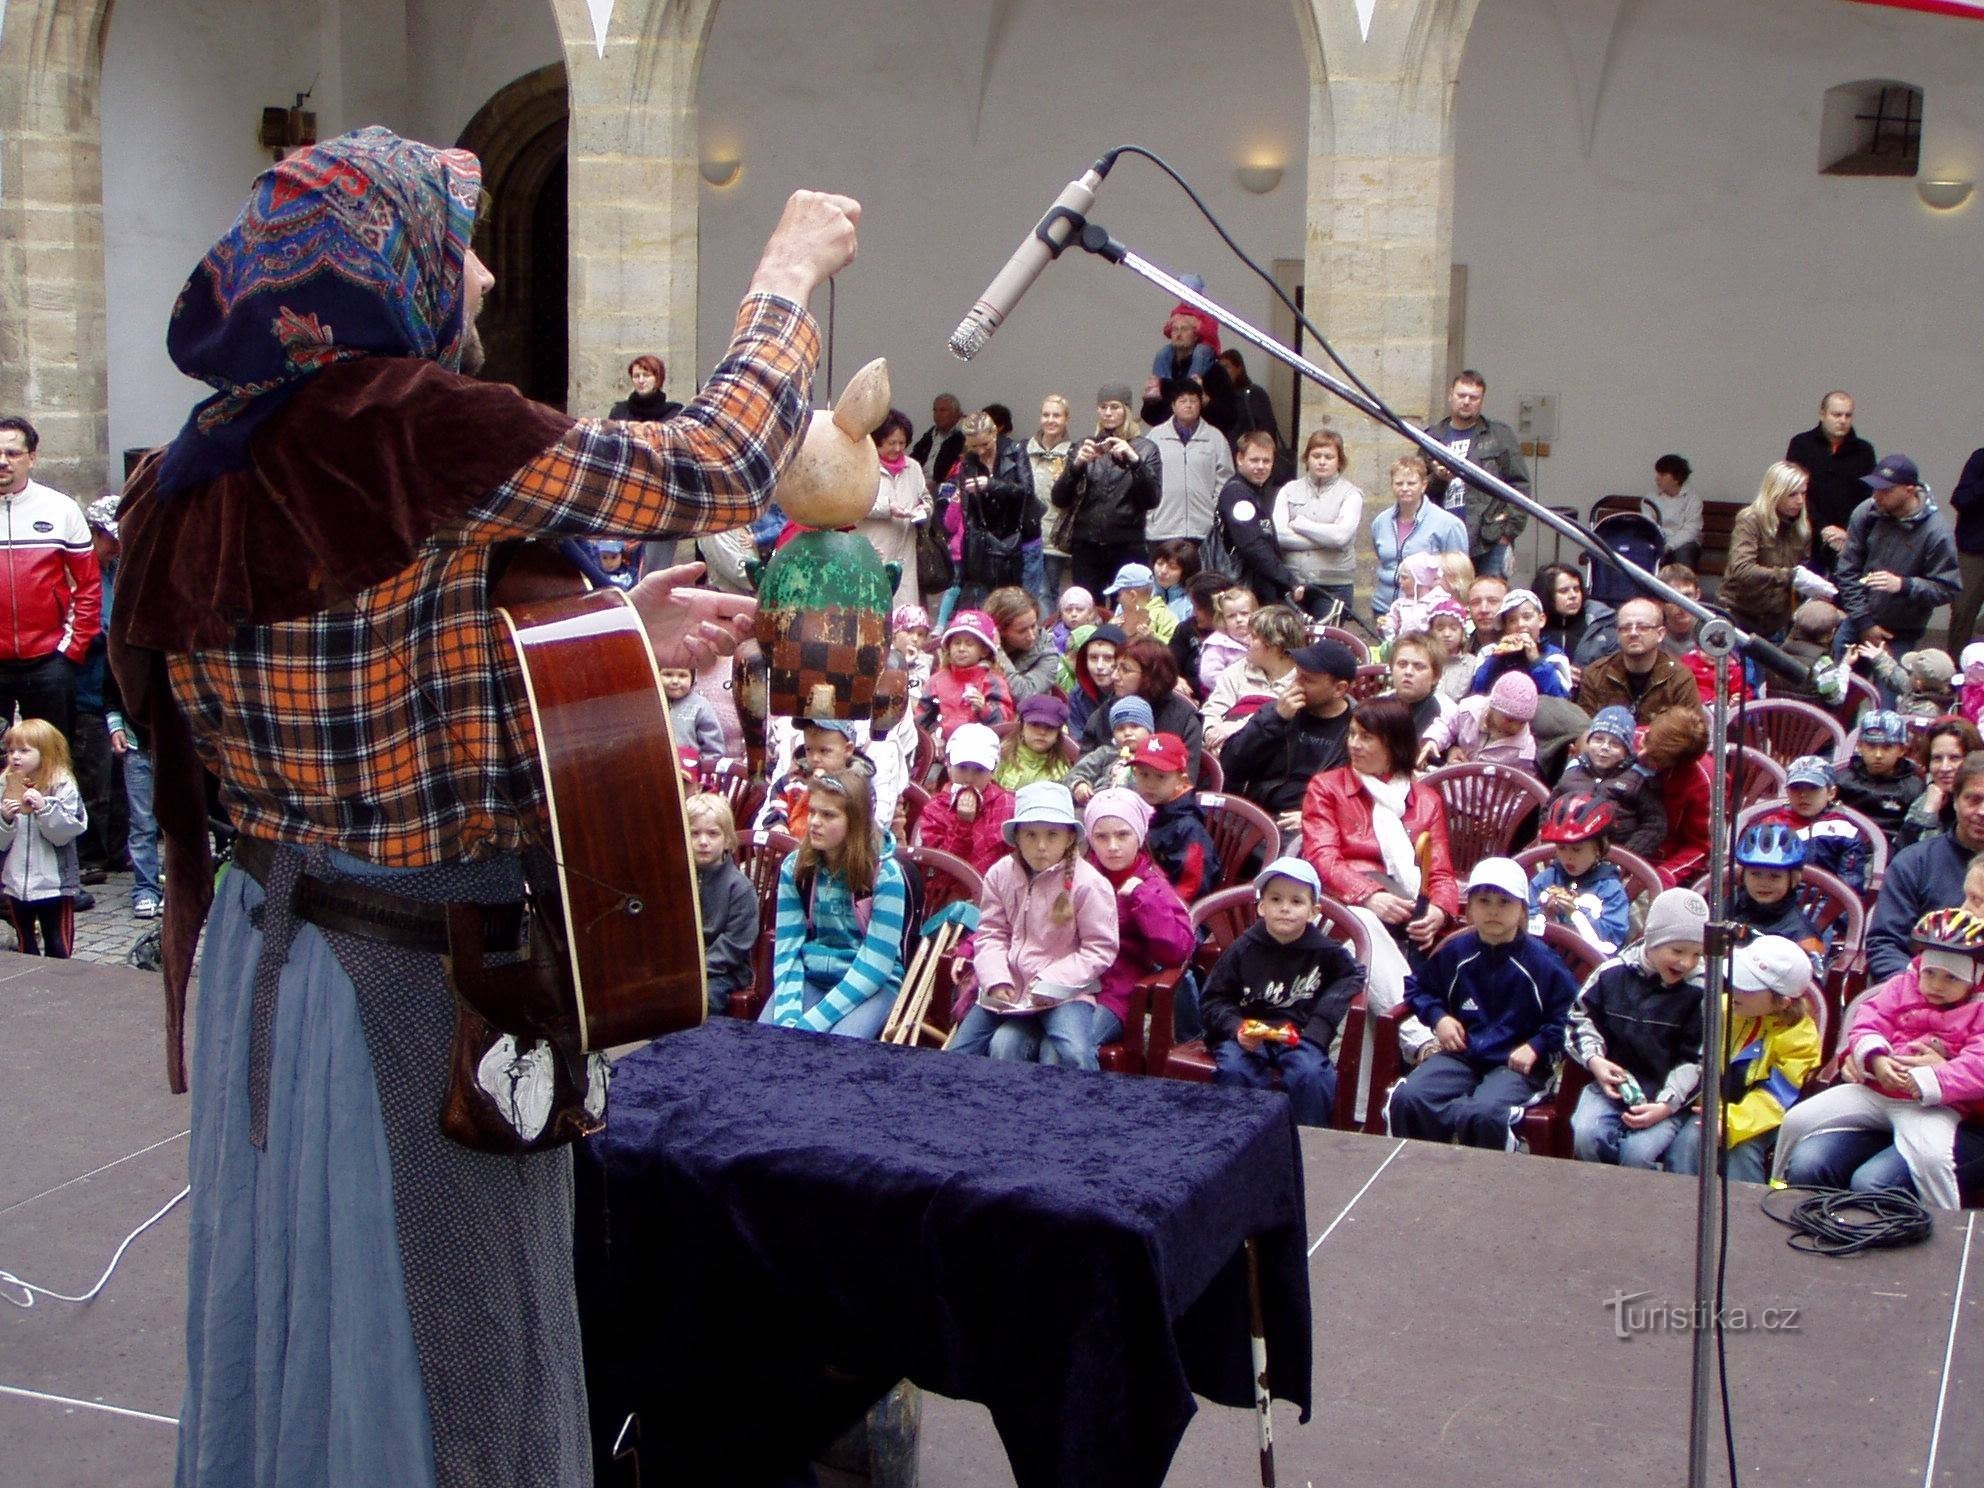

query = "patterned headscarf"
[156, 126, 482, 498]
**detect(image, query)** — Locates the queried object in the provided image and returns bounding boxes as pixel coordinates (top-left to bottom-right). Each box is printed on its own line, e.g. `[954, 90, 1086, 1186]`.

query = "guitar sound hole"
[626, 898, 644, 916]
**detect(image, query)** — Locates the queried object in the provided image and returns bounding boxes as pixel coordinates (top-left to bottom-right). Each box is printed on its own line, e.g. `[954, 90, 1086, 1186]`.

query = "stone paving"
[0, 869, 159, 967]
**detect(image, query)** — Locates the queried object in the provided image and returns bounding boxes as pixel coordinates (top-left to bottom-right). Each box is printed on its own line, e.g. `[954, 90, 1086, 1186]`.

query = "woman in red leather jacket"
[1300, 696, 1460, 949]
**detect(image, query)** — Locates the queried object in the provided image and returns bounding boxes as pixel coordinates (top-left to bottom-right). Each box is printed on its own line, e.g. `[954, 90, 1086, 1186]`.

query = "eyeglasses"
[1616, 622, 1663, 634]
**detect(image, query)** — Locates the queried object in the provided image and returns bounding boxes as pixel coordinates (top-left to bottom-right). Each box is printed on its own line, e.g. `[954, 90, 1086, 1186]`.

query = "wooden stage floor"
[1, 953, 1977, 1487]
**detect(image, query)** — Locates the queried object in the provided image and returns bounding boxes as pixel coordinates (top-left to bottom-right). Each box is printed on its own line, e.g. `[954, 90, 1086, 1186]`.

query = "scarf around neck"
[1356, 770, 1421, 898]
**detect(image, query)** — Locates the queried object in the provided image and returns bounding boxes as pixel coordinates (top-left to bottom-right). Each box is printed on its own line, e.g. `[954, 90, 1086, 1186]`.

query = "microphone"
[948, 158, 1111, 361]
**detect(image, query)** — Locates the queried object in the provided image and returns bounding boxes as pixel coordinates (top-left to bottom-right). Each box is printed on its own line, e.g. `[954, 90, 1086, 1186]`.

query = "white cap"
[946, 723, 1001, 772]
[1730, 935, 1814, 997]
[1465, 856, 1529, 904]
[1002, 780, 1084, 843]
[1255, 856, 1321, 900]
[1964, 641, 1984, 682]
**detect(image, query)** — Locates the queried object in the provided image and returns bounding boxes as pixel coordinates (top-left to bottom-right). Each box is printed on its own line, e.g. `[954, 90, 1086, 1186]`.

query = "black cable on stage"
[1763, 1185, 1935, 1256]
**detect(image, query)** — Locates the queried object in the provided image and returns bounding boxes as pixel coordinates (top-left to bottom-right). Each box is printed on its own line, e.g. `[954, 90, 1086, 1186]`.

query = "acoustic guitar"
[440, 545, 709, 1152]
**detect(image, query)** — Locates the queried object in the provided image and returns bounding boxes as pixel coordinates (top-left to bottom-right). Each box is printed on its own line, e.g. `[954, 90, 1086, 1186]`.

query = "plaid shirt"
[167, 293, 819, 867]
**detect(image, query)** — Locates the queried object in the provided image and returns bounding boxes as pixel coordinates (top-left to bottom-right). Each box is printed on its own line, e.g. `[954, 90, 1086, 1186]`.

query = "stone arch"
[459, 62, 571, 406]
[0, 0, 117, 496]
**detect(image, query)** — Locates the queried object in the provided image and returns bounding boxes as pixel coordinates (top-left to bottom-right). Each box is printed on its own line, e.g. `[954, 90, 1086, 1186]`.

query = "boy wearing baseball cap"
[1835, 709, 1924, 840]
[1665, 934, 1820, 1184]
[1752, 754, 1871, 894]
[1388, 857, 1579, 1150]
[1131, 732, 1223, 900]
[1105, 562, 1178, 644]
[755, 718, 875, 837]
[1565, 888, 1710, 1169]
[1201, 857, 1365, 1126]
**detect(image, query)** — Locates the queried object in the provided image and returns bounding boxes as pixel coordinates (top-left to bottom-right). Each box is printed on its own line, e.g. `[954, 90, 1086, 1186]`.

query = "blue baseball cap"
[1106, 562, 1155, 595]
[1860, 710, 1908, 746]
[1254, 856, 1321, 900]
[1863, 455, 1921, 491]
[1785, 755, 1836, 788]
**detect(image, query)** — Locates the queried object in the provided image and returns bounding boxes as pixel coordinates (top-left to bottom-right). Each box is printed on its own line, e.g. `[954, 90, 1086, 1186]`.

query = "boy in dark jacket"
[1835, 709, 1924, 841]
[686, 793, 760, 1016]
[1388, 856, 1579, 1150]
[1566, 888, 1708, 1169]
[1131, 732, 1223, 901]
[1752, 755, 1872, 894]
[1203, 857, 1364, 1126]
[1552, 705, 1666, 858]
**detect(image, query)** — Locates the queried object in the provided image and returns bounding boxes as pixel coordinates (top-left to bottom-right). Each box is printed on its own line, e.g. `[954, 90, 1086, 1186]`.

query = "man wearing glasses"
[0, 416, 102, 742]
[1575, 597, 1703, 724]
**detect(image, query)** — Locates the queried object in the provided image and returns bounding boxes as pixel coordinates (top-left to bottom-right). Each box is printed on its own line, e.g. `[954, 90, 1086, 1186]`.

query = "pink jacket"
[1421, 695, 1536, 769]
[1096, 853, 1197, 1025]
[924, 662, 1014, 739]
[1847, 962, 1984, 1118]
[973, 852, 1121, 1004]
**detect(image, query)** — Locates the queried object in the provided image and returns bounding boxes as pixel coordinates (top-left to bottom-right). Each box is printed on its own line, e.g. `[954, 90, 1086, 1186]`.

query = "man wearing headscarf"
[108, 128, 856, 1486]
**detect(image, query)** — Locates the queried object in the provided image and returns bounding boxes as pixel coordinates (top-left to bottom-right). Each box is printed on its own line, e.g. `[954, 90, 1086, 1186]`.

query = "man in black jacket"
[912, 392, 965, 490]
[1222, 638, 1357, 833]
[1785, 390, 1875, 576]
[1214, 430, 1308, 607]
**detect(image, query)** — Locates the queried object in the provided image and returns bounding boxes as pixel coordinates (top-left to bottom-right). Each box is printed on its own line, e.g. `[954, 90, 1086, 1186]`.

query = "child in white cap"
[948, 782, 1120, 1070]
[1386, 857, 1579, 1150]
[915, 722, 1014, 873]
[1201, 857, 1365, 1127]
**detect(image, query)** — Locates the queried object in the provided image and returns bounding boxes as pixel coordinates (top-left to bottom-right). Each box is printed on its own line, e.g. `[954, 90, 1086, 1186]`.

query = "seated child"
[756, 718, 873, 836]
[1069, 696, 1154, 805]
[1437, 552, 1476, 611]
[1131, 732, 1224, 901]
[1962, 642, 1984, 727]
[1774, 907, 1984, 1210]
[1082, 789, 1197, 1050]
[1565, 888, 1709, 1168]
[921, 610, 1016, 738]
[1428, 599, 1477, 703]
[1767, 599, 1846, 707]
[1552, 705, 1667, 857]
[1861, 645, 1957, 721]
[1152, 538, 1200, 626]
[1197, 585, 1258, 694]
[1203, 604, 1304, 752]
[1051, 586, 1097, 652]
[1060, 623, 1126, 735]
[1383, 552, 1456, 645]
[917, 722, 1014, 872]
[686, 793, 758, 1015]
[762, 769, 911, 1039]
[1416, 670, 1538, 772]
[1388, 857, 1578, 1150]
[1752, 755, 1872, 895]
[1527, 793, 1631, 955]
[1104, 562, 1178, 644]
[1666, 935, 1819, 1182]
[1835, 709, 1923, 841]
[997, 694, 1074, 792]
[948, 781, 1120, 1069]
[1469, 587, 1573, 698]
[1729, 822, 1828, 971]
[662, 666, 726, 763]
[1202, 856, 1365, 1128]
[890, 604, 934, 699]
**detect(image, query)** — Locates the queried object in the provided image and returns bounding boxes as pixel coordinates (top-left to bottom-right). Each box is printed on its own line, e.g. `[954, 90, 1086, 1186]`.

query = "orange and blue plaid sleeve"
[467, 292, 820, 544]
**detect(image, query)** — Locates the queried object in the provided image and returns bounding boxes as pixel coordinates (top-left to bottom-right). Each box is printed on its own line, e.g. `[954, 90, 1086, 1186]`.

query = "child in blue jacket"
[1388, 856, 1578, 1150]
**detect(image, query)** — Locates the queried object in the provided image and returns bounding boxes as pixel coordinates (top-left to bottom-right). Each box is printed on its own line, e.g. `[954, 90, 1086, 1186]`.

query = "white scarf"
[1356, 770, 1420, 898]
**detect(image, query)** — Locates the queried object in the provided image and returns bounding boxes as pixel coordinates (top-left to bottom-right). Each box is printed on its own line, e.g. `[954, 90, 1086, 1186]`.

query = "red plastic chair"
[1729, 747, 1786, 812]
[1318, 625, 1369, 662]
[706, 757, 759, 822]
[1197, 792, 1279, 895]
[895, 845, 985, 1042]
[896, 782, 931, 841]
[1509, 925, 1610, 1158]
[1421, 761, 1551, 877]
[1829, 672, 1880, 733]
[913, 726, 942, 790]
[1514, 843, 1664, 923]
[1738, 698, 1848, 770]
[730, 828, 799, 1020]
[1350, 664, 1390, 703]
[1195, 748, 1224, 794]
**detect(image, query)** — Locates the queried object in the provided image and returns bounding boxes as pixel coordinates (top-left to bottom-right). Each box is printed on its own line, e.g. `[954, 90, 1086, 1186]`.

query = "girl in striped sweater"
[761, 769, 909, 1039]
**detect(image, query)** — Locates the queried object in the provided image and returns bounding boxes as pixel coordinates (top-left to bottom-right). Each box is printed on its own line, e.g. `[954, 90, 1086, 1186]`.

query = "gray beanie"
[1097, 382, 1135, 408]
[1643, 888, 1710, 951]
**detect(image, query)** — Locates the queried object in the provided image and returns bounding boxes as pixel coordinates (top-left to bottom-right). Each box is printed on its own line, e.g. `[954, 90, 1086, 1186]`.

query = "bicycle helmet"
[1733, 821, 1806, 870]
[1539, 792, 1616, 845]
[1909, 907, 1984, 958]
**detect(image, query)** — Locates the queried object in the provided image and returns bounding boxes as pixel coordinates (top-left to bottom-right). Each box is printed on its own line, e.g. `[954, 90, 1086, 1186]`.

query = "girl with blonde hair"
[0, 717, 87, 957]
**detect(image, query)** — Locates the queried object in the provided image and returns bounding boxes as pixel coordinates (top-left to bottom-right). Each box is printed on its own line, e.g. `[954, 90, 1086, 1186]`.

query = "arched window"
[1821, 80, 1923, 177]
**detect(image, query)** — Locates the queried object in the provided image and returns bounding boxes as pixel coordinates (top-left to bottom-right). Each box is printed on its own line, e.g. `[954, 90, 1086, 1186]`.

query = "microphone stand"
[1063, 217, 1788, 1488]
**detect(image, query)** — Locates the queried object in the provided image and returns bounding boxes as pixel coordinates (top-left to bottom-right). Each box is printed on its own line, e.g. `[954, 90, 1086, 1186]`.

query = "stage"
[2, 953, 1978, 1487]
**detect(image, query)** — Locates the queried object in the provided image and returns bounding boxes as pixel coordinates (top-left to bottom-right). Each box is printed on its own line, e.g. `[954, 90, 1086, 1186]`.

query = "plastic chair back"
[1422, 761, 1551, 876]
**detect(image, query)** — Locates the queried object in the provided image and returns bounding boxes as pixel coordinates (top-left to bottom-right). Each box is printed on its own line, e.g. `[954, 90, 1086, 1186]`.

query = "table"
[575, 1018, 1312, 1488]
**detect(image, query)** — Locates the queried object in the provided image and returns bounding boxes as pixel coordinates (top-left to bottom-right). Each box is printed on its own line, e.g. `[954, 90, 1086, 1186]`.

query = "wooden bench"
[1697, 499, 1745, 582]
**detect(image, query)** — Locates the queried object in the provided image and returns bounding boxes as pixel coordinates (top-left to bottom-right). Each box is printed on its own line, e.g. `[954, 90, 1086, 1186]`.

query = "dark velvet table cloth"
[575, 1018, 1311, 1488]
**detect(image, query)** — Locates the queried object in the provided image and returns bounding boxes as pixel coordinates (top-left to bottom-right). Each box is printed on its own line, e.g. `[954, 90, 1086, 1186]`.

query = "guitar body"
[484, 550, 707, 1052]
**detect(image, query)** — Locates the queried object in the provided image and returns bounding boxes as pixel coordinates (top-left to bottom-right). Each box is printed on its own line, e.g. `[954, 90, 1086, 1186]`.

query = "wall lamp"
[1917, 176, 1974, 211]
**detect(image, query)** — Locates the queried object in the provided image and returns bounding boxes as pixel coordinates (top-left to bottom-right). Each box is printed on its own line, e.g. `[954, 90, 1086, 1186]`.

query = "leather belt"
[231, 835, 527, 959]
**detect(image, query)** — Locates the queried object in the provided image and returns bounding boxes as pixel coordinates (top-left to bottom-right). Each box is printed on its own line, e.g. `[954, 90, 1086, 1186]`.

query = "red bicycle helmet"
[1539, 791, 1616, 845]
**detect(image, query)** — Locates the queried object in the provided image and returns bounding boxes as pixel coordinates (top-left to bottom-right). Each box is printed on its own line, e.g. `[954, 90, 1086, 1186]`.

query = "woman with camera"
[1050, 383, 1164, 596]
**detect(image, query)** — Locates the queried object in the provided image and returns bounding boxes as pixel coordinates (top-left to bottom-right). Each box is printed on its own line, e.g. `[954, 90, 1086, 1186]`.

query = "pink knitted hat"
[1486, 670, 1539, 721]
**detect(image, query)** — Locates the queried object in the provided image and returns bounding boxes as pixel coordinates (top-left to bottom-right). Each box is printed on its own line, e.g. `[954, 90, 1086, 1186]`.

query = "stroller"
[1584, 508, 1665, 607]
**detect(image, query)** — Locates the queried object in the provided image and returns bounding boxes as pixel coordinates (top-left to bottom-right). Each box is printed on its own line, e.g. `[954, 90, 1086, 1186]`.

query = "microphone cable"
[1, 1183, 189, 1309]
[1763, 1184, 1935, 1257]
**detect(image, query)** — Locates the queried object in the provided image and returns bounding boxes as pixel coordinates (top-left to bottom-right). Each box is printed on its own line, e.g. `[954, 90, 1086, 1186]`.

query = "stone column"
[1294, 0, 1480, 503]
[551, 0, 716, 419]
[0, 1, 115, 500]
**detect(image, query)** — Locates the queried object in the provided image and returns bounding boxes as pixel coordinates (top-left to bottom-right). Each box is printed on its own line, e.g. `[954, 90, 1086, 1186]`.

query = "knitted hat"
[1002, 780, 1083, 843]
[1109, 695, 1156, 730]
[1255, 856, 1321, 900]
[1097, 382, 1135, 409]
[1643, 888, 1709, 951]
[1903, 648, 1956, 688]
[1134, 733, 1190, 775]
[942, 609, 998, 654]
[1427, 597, 1469, 625]
[1082, 787, 1152, 843]
[1586, 705, 1637, 746]
[1018, 693, 1070, 728]
[1464, 857, 1528, 903]
[1486, 670, 1539, 722]
[892, 603, 931, 633]
[1059, 586, 1095, 612]
[1731, 935, 1815, 997]
[946, 722, 1000, 772]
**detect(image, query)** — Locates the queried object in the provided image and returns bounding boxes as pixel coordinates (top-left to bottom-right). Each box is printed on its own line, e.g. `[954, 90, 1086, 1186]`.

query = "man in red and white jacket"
[0, 417, 103, 741]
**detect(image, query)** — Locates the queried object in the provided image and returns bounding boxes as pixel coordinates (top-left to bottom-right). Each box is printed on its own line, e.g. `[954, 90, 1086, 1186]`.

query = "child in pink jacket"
[947, 782, 1120, 1070]
[1081, 789, 1197, 1053]
[1773, 907, 1984, 1209]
